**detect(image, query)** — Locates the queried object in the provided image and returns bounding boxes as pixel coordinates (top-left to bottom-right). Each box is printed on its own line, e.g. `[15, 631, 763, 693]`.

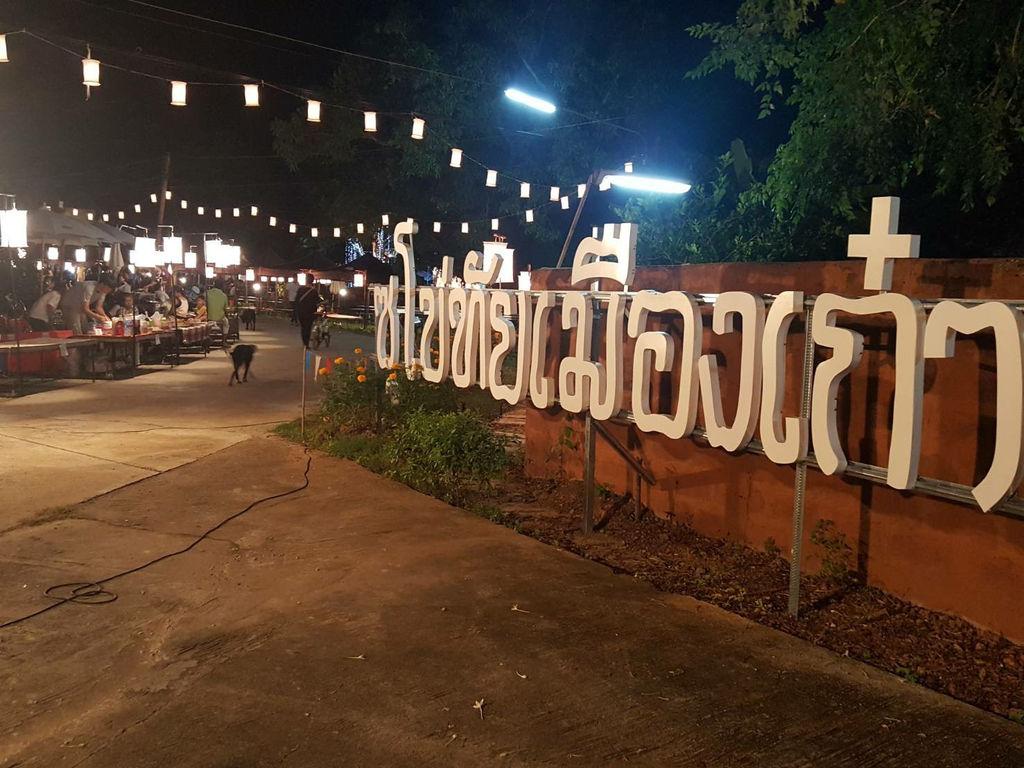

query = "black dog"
[240, 307, 257, 331]
[226, 343, 257, 385]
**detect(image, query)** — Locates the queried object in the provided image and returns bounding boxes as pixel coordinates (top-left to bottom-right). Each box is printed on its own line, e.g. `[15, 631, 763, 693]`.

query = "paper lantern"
[35, 260, 42, 270]
[560, 196, 569, 210]
[87, 212, 94, 221]
[525, 209, 534, 223]
[233, 207, 240, 217]
[411, 117, 425, 140]
[71, 208, 79, 216]
[205, 266, 215, 278]
[171, 80, 187, 106]
[518, 271, 532, 291]
[333, 227, 341, 238]
[269, 216, 277, 227]
[245, 268, 255, 281]
[46, 246, 59, 260]
[486, 169, 498, 187]
[364, 111, 377, 132]
[82, 57, 100, 87]
[260, 275, 268, 282]
[163, 236, 183, 264]
[73, 247, 85, 263]
[450, 148, 463, 168]
[520, 182, 530, 198]
[134, 203, 142, 213]
[150, 193, 158, 203]
[461, 222, 469, 234]
[592, 226, 600, 238]
[356, 223, 364, 234]
[102, 247, 111, 262]
[215, 209, 222, 218]
[63, 261, 73, 273]
[165, 190, 172, 200]
[297, 272, 308, 286]
[250, 205, 258, 216]
[180, 199, 188, 209]
[243, 83, 260, 107]
[197, 206, 205, 215]
[491, 218, 499, 231]
[131, 236, 157, 268]
[0, 35, 8, 63]
[307, 99, 321, 123]
[577, 183, 587, 198]
[251, 282, 261, 292]
[184, 251, 197, 269]
[433, 221, 441, 233]
[624, 161, 634, 173]
[353, 273, 365, 287]
[311, 227, 319, 237]
[102, 214, 110, 222]
[117, 211, 124, 220]
[549, 186, 560, 202]
[382, 214, 390, 225]
[289, 223, 297, 233]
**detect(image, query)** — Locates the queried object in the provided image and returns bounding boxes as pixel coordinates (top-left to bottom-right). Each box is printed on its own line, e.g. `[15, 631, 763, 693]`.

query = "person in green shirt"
[205, 280, 229, 335]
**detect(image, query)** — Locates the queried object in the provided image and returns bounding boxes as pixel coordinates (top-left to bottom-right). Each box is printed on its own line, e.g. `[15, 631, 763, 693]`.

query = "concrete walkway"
[0, 318, 362, 529]
[1, 436, 1021, 766]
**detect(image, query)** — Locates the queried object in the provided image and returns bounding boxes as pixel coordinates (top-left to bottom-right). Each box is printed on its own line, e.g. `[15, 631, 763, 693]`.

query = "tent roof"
[27, 209, 128, 247]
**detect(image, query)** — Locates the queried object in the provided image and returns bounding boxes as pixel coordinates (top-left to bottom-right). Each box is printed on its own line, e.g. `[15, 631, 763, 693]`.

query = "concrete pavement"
[1, 437, 1022, 766]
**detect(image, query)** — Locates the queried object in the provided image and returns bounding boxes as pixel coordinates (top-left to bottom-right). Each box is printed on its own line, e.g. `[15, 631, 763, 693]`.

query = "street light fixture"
[504, 87, 556, 114]
[603, 174, 691, 195]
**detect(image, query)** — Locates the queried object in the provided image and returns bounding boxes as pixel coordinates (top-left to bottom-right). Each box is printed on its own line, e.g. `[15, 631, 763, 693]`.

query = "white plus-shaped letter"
[847, 196, 920, 292]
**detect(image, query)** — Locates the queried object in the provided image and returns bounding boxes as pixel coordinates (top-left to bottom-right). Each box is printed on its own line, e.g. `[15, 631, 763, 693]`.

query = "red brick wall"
[524, 259, 1024, 641]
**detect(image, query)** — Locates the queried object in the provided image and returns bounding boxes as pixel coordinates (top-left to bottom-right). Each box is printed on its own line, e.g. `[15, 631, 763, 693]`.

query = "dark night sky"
[0, 0, 767, 266]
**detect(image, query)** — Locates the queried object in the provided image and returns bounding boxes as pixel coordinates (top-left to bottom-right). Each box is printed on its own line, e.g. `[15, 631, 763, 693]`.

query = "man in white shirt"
[286, 280, 300, 325]
[28, 285, 62, 331]
[60, 275, 114, 334]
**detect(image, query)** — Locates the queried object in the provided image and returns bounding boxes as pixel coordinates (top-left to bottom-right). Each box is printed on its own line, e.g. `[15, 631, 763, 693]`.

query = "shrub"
[384, 409, 508, 506]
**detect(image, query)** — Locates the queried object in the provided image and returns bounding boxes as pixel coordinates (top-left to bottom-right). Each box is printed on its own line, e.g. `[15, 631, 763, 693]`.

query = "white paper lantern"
[307, 99, 321, 123]
[461, 222, 469, 233]
[450, 148, 463, 168]
[520, 182, 530, 198]
[46, 246, 59, 260]
[289, 223, 297, 233]
[577, 183, 587, 197]
[549, 186, 560, 202]
[411, 116, 425, 140]
[0, 35, 8, 63]
[184, 251, 197, 269]
[87, 212, 94, 221]
[132, 236, 157, 268]
[71, 208, 79, 216]
[333, 227, 341, 238]
[624, 161, 634, 173]
[250, 205, 258, 216]
[102, 214, 110, 222]
[204, 266, 215, 278]
[357, 223, 364, 234]
[353, 273, 365, 287]
[297, 272, 308, 286]
[150, 193, 158, 203]
[382, 214, 390, 225]
[245, 268, 255, 281]
[215, 209, 222, 218]
[243, 83, 260, 107]
[311, 227, 319, 238]
[592, 226, 600, 238]
[171, 80, 187, 106]
[197, 206, 205, 215]
[82, 57, 100, 87]
[117, 210, 125, 220]
[165, 190, 172, 200]
[525, 209, 534, 223]
[134, 203, 141, 213]
[269, 216, 277, 227]
[180, 199, 188, 209]
[364, 111, 377, 132]
[163, 236, 184, 264]
[491, 218, 499, 231]
[433, 221, 441, 233]
[233, 207, 240, 217]
[486, 169, 498, 187]
[560, 196, 569, 210]
[103, 246, 111, 262]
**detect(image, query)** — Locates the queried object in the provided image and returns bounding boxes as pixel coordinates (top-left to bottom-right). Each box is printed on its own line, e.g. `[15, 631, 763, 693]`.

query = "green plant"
[810, 519, 853, 586]
[384, 409, 508, 506]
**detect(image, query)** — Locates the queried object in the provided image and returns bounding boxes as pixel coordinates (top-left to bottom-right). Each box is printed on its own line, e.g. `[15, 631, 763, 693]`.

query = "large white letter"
[558, 292, 625, 419]
[698, 292, 766, 452]
[374, 279, 399, 369]
[759, 291, 808, 464]
[393, 220, 418, 371]
[924, 301, 1024, 511]
[529, 291, 558, 408]
[627, 290, 702, 439]
[489, 290, 533, 404]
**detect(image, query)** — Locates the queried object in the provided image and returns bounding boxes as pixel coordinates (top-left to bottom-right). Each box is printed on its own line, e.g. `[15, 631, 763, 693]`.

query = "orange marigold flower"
[353, 347, 363, 354]
[317, 367, 329, 376]
[334, 356, 345, 365]
[356, 365, 365, 373]
[387, 372, 398, 381]
[357, 374, 367, 383]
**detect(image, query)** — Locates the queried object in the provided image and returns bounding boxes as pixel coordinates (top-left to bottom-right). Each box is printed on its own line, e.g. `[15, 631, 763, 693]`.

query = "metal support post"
[583, 412, 596, 534]
[788, 305, 816, 617]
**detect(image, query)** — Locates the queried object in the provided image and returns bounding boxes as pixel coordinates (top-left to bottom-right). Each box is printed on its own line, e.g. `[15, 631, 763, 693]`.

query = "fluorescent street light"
[604, 174, 691, 195]
[504, 88, 556, 114]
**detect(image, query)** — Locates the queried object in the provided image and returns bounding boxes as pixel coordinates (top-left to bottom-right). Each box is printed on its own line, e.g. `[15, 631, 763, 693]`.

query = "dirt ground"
[490, 471, 1024, 723]
[1, 436, 1022, 767]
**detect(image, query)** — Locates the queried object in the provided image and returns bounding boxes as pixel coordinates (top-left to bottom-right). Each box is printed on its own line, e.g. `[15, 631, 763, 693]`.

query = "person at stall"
[206, 279, 229, 334]
[194, 296, 208, 321]
[174, 290, 190, 319]
[110, 290, 135, 319]
[27, 281, 63, 331]
[60, 275, 115, 334]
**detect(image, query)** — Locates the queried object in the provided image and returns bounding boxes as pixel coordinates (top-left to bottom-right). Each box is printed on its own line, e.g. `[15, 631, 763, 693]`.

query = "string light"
[411, 116, 425, 140]
[102, 213, 110, 222]
[165, 190, 172, 200]
[82, 51, 100, 88]
[180, 199, 188, 209]
[486, 169, 498, 187]
[243, 83, 260, 107]
[215, 209, 222, 218]
[75, 247, 86, 262]
[364, 111, 377, 132]
[87, 212, 94, 221]
[47, 246, 59, 260]
[306, 99, 321, 123]
[71, 208, 79, 216]
[118, 210, 125, 220]
[171, 80, 187, 106]
[520, 182, 530, 198]
[450, 148, 462, 168]
[624, 162, 634, 173]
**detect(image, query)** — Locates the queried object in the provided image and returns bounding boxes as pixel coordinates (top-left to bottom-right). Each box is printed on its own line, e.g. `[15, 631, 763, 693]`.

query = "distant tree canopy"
[673, 0, 1024, 263]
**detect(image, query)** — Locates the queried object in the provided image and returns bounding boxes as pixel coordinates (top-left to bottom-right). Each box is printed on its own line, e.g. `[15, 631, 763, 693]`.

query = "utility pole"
[156, 152, 171, 231]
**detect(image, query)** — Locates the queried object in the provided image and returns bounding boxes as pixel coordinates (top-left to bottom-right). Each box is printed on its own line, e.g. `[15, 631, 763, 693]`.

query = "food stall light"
[0, 209, 28, 247]
[64, 260, 74, 273]
[204, 266, 214, 278]
[170, 80, 187, 106]
[307, 99, 321, 123]
[47, 246, 59, 260]
[74, 247, 86, 263]
[103, 247, 111, 262]
[245, 268, 255, 281]
[353, 273, 364, 287]
[179, 277, 187, 284]
[243, 83, 260, 107]
[339, 288, 348, 296]
[260, 275, 268, 282]
[450, 148, 462, 168]
[251, 282, 261, 292]
[297, 273, 307, 286]
[82, 56, 101, 88]
[363, 111, 377, 132]
[184, 251, 197, 269]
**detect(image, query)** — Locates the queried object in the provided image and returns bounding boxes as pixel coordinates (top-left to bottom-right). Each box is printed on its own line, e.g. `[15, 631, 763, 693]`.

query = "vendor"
[174, 291, 190, 319]
[194, 296, 208, 321]
[27, 282, 63, 331]
[60, 274, 115, 334]
[110, 290, 136, 319]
